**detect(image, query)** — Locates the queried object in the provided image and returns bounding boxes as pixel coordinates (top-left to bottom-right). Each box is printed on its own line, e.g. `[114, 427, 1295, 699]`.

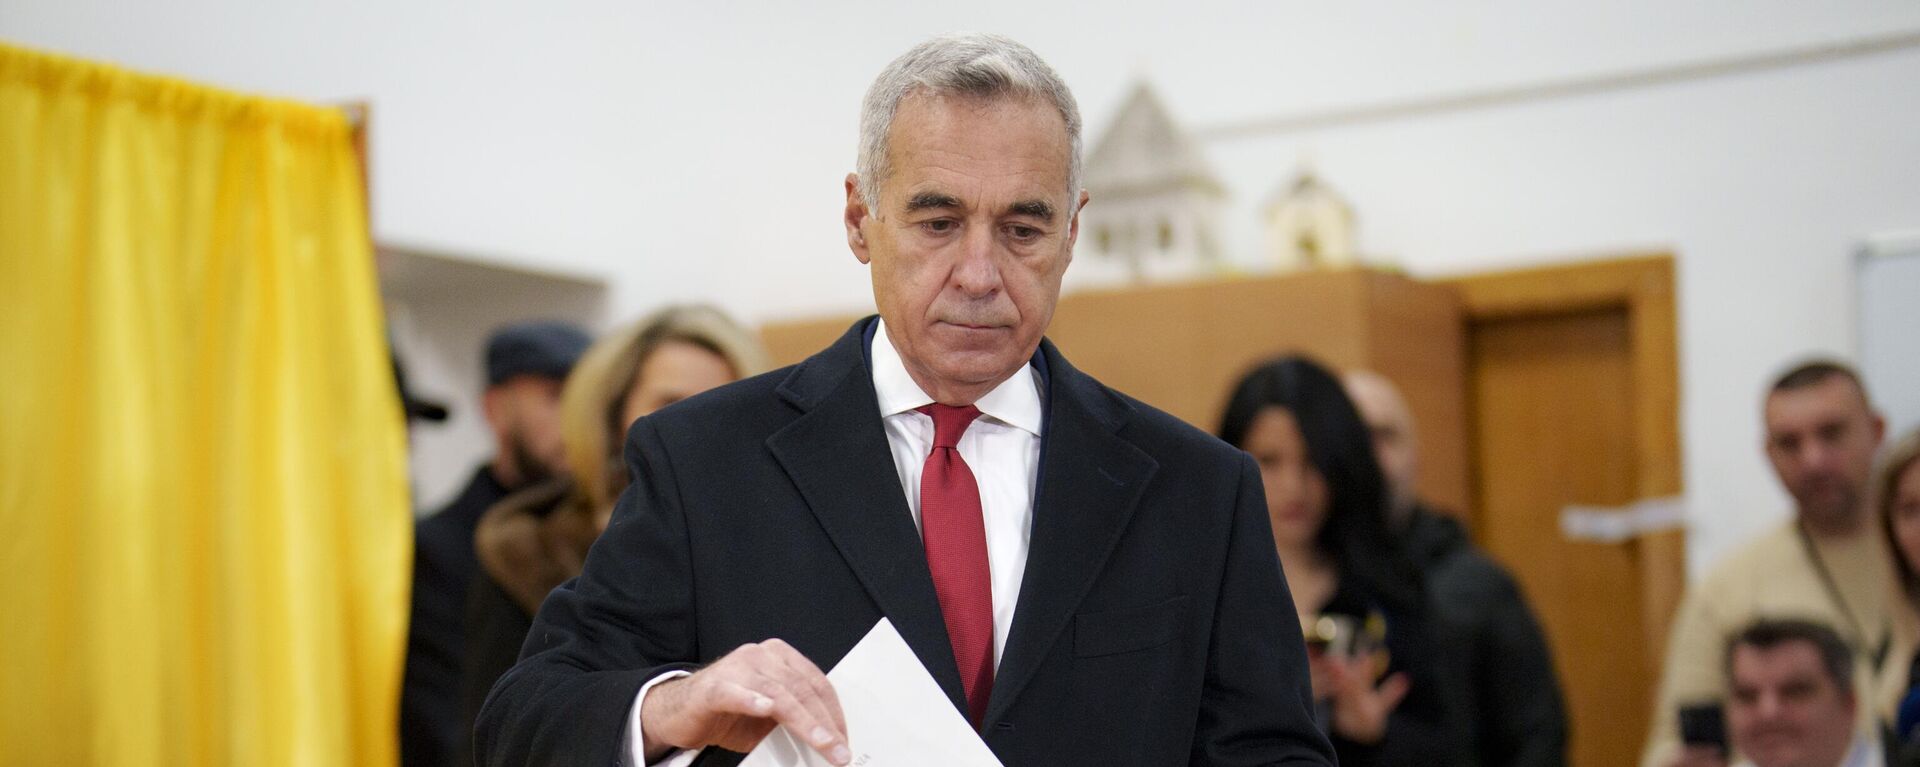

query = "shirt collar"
[1840, 737, 1875, 767]
[870, 318, 1044, 437]
[1736, 738, 1876, 767]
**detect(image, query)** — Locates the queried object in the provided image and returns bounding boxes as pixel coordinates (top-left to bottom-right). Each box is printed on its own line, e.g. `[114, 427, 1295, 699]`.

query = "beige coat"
[1641, 519, 1895, 767]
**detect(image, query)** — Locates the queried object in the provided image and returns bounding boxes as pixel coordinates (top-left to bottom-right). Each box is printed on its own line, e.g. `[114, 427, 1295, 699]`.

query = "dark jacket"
[1400, 505, 1568, 767]
[461, 577, 529, 767]
[1316, 562, 1476, 767]
[1884, 648, 1920, 766]
[458, 477, 588, 767]
[401, 466, 510, 767]
[475, 318, 1335, 766]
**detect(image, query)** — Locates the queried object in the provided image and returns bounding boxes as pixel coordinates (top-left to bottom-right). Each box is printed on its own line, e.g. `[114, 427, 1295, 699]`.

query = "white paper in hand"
[738, 618, 1004, 767]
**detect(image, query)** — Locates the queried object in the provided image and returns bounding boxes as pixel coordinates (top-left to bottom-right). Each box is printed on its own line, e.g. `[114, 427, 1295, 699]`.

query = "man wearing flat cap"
[478, 34, 1331, 767]
[402, 320, 592, 767]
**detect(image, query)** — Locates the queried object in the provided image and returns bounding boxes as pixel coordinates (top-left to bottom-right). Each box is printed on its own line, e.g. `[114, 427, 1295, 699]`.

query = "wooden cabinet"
[758, 267, 1470, 514]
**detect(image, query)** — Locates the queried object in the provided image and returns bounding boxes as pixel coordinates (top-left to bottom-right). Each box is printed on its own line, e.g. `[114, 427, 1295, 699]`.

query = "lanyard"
[1794, 524, 1892, 671]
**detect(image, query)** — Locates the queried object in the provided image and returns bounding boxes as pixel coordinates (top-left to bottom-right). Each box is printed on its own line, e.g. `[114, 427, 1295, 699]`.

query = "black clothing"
[400, 466, 510, 767]
[461, 575, 535, 767]
[484, 321, 591, 386]
[475, 318, 1335, 766]
[1887, 648, 1920, 766]
[458, 481, 572, 767]
[1400, 505, 1568, 767]
[1318, 569, 1476, 767]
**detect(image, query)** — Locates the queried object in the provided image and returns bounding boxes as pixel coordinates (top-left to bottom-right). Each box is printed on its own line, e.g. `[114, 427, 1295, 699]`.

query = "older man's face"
[1726, 642, 1857, 767]
[845, 92, 1084, 402]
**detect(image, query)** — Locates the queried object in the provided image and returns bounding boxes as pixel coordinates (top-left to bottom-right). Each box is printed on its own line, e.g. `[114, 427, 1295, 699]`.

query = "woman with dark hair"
[1219, 355, 1471, 766]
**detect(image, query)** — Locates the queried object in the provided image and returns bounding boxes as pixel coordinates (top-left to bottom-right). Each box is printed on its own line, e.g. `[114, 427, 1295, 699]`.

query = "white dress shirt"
[622, 320, 1044, 765]
[1731, 735, 1883, 767]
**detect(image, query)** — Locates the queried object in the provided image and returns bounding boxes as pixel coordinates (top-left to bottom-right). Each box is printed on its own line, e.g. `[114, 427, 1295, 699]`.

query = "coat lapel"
[764, 319, 970, 715]
[764, 326, 1161, 726]
[984, 341, 1159, 724]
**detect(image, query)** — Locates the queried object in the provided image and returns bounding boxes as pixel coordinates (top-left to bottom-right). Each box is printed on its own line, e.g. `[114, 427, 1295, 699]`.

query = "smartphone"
[1678, 702, 1727, 752]
[1304, 612, 1388, 658]
[1306, 614, 1360, 656]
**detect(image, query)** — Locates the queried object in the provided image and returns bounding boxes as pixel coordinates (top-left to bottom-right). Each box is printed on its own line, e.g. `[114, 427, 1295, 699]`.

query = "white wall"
[380, 248, 609, 512]
[7, 0, 1919, 574]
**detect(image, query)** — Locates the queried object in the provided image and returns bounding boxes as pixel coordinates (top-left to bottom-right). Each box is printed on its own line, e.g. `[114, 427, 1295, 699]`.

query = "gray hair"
[856, 32, 1083, 212]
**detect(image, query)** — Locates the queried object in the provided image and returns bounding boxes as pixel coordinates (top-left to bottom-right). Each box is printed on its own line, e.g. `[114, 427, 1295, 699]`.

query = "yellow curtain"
[0, 43, 410, 767]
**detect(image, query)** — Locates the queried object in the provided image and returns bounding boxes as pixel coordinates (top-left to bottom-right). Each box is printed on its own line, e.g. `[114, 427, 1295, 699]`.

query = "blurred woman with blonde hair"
[1870, 428, 1920, 760]
[455, 304, 766, 753]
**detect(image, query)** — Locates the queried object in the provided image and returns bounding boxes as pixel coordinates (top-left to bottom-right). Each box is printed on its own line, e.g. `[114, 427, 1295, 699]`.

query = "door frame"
[1442, 252, 1685, 659]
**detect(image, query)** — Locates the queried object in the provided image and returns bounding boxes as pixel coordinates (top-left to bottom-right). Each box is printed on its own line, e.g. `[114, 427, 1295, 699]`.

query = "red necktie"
[917, 403, 994, 726]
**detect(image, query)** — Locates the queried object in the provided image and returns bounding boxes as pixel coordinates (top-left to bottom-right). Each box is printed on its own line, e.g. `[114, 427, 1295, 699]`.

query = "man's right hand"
[639, 639, 850, 765]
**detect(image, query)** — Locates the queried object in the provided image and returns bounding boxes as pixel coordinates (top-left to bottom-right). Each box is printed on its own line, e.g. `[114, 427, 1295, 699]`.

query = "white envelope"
[738, 618, 1005, 767]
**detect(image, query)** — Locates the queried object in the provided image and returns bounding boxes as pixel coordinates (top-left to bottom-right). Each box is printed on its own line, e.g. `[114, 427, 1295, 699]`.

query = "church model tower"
[1263, 169, 1359, 272]
[1074, 82, 1228, 285]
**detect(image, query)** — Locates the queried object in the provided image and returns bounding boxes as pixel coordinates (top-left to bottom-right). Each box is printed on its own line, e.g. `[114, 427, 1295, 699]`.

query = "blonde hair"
[1878, 428, 1920, 598]
[559, 304, 767, 514]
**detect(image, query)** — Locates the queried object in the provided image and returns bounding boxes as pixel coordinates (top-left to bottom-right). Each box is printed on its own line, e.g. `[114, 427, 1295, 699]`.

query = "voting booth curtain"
[0, 42, 410, 766]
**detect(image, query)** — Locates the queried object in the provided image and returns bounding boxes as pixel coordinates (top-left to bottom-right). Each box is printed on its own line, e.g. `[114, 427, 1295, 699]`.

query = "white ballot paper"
[738, 618, 1005, 767]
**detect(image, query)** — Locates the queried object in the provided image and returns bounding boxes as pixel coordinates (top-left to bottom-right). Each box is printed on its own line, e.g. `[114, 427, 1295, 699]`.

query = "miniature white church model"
[1072, 82, 1227, 287]
[1263, 169, 1360, 271]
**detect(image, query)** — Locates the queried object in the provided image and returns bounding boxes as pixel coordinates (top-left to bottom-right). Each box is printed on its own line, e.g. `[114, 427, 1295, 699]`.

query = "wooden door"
[1451, 255, 1684, 767]
[1471, 309, 1645, 767]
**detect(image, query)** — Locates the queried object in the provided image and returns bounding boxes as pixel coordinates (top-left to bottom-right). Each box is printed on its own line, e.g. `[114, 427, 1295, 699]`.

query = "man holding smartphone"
[1666, 619, 1882, 767]
[1644, 361, 1892, 766]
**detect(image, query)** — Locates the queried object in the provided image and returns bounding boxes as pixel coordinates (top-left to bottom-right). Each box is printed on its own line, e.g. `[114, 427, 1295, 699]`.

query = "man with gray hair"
[476, 33, 1333, 767]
